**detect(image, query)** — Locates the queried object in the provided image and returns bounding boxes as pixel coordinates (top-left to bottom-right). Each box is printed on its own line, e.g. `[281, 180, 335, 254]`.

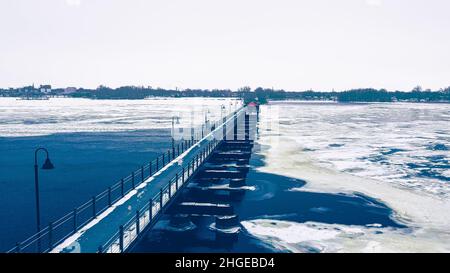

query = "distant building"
[22, 85, 36, 93]
[39, 85, 52, 94]
[63, 87, 77, 95]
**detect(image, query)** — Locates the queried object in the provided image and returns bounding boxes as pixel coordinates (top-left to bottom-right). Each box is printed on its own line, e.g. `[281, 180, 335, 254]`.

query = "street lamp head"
[172, 116, 180, 124]
[42, 157, 54, 170]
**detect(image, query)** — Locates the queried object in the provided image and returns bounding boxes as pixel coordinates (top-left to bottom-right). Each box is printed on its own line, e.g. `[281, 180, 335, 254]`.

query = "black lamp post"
[203, 110, 210, 137]
[34, 147, 54, 250]
[171, 116, 180, 156]
[220, 104, 225, 120]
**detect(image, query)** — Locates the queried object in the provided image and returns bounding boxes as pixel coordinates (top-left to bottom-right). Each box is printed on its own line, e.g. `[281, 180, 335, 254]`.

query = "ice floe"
[242, 219, 450, 253]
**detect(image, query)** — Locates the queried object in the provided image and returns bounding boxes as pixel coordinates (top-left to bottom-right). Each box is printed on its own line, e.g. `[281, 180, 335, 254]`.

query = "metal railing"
[99, 138, 220, 253]
[99, 107, 247, 253]
[8, 106, 245, 253]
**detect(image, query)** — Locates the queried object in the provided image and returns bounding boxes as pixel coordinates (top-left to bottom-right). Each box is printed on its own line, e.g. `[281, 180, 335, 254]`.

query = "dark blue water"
[132, 144, 406, 253]
[0, 129, 171, 251]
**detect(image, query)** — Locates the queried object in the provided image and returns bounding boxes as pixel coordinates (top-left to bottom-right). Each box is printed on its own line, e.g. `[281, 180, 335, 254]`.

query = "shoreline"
[1, 96, 450, 104]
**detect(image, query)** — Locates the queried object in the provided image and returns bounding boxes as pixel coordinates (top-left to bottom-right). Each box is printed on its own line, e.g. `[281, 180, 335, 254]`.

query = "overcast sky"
[0, 0, 449, 91]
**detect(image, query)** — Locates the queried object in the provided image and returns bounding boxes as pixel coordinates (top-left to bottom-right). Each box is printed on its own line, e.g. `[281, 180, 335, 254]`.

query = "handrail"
[7, 105, 245, 253]
[99, 108, 246, 253]
[99, 139, 221, 253]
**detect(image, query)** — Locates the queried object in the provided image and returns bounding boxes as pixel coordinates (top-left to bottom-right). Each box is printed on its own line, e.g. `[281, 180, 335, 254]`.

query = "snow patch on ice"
[242, 219, 450, 253]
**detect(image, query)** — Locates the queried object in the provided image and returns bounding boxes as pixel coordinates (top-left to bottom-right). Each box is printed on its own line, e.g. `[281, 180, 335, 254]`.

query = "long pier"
[9, 104, 258, 253]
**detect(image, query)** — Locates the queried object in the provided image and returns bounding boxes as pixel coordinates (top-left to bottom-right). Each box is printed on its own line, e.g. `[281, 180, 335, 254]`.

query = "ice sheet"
[253, 102, 450, 252]
[0, 97, 241, 137]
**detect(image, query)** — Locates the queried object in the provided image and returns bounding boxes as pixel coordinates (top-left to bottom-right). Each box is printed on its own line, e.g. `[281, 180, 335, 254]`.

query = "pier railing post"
[119, 225, 124, 252]
[245, 113, 249, 141]
[223, 117, 227, 141]
[156, 158, 159, 171]
[176, 173, 179, 190]
[168, 180, 172, 197]
[182, 167, 185, 184]
[162, 154, 165, 166]
[177, 144, 180, 156]
[149, 199, 153, 222]
[160, 188, 163, 208]
[136, 210, 140, 235]
[234, 111, 238, 140]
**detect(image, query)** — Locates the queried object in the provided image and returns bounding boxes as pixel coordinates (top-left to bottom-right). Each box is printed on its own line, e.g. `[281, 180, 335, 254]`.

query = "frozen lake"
[262, 101, 450, 198]
[0, 97, 240, 137]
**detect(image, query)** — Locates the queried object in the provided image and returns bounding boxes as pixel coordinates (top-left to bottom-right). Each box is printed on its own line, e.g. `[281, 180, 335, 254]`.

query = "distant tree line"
[336, 88, 450, 102]
[1, 85, 449, 103]
[238, 86, 450, 103]
[69, 86, 236, 100]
